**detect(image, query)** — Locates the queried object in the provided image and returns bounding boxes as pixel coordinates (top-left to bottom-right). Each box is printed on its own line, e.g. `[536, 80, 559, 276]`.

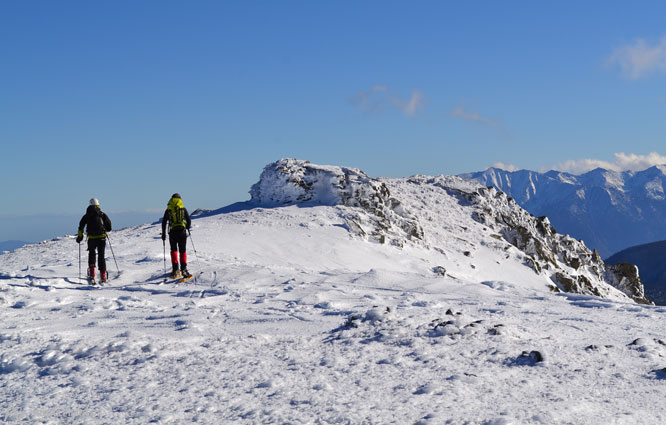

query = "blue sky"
[3, 1, 666, 242]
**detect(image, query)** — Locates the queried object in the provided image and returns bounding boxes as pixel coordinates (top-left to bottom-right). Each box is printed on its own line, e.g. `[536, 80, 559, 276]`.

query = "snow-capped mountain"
[461, 165, 666, 257]
[0, 159, 663, 424]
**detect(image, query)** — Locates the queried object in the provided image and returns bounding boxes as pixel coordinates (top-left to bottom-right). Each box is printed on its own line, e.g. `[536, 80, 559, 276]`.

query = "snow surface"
[2, 162, 666, 424]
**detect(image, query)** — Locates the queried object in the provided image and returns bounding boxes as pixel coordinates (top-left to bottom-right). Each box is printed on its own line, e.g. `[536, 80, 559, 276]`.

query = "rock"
[510, 350, 545, 366]
[432, 266, 447, 277]
[251, 159, 423, 246]
[652, 368, 666, 379]
[606, 262, 652, 305]
[488, 324, 505, 335]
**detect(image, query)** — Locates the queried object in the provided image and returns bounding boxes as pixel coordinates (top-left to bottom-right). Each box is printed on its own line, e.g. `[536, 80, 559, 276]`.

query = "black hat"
[172, 193, 181, 199]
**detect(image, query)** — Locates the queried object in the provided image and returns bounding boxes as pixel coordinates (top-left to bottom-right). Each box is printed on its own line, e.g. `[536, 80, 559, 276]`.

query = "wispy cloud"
[550, 152, 666, 174]
[451, 105, 501, 128]
[349, 86, 424, 117]
[393, 90, 424, 116]
[608, 36, 666, 79]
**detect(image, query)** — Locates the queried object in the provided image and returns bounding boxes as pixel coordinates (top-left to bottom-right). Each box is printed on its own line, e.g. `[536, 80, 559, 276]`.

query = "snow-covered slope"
[0, 159, 664, 424]
[462, 165, 666, 257]
[251, 160, 648, 304]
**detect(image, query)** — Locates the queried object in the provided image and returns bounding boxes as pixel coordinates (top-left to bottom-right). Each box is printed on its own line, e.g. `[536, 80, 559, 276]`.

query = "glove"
[76, 235, 83, 243]
[161, 233, 166, 241]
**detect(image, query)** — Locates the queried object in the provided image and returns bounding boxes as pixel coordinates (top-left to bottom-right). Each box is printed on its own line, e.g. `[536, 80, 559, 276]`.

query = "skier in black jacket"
[161, 193, 192, 279]
[77, 198, 112, 284]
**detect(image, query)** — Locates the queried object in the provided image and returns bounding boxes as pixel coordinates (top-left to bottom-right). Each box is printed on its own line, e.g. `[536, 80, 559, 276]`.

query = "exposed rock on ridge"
[250, 159, 423, 246]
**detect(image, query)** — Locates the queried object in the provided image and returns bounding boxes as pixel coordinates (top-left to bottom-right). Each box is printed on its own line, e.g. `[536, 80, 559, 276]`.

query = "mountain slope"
[249, 159, 648, 303]
[461, 165, 666, 257]
[0, 159, 663, 424]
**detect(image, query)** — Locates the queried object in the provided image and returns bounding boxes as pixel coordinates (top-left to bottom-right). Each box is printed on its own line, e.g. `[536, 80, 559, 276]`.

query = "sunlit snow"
[1, 161, 665, 424]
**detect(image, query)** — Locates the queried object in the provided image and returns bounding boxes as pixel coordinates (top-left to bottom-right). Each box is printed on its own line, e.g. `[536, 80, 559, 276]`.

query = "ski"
[158, 271, 202, 284]
[178, 274, 194, 283]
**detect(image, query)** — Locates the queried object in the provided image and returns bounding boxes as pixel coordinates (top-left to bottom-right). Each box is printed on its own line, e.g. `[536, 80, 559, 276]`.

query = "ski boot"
[170, 266, 181, 279]
[87, 266, 96, 285]
[179, 268, 193, 283]
[100, 270, 108, 284]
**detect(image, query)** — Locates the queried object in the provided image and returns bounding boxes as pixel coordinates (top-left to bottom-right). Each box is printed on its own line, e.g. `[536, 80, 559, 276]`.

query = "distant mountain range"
[0, 240, 29, 253]
[461, 165, 666, 258]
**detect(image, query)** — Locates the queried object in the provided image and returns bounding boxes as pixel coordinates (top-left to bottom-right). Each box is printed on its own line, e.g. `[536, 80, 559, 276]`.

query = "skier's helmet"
[172, 193, 181, 199]
[89, 198, 100, 206]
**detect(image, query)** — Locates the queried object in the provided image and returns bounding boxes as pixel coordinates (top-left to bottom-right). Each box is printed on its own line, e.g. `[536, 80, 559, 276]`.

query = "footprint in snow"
[175, 319, 190, 330]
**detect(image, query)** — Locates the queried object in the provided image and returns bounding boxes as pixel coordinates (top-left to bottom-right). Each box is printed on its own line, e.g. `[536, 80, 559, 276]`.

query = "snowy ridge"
[250, 161, 648, 303]
[0, 159, 664, 424]
[395, 176, 649, 304]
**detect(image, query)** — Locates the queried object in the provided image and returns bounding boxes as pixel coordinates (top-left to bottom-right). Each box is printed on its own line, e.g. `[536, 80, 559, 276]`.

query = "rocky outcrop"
[250, 159, 423, 246]
[441, 181, 651, 304]
[606, 262, 651, 305]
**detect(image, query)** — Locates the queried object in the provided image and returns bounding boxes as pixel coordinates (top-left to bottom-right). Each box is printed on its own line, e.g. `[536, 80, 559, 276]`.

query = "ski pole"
[78, 241, 82, 283]
[187, 228, 200, 277]
[105, 233, 120, 275]
[162, 238, 167, 281]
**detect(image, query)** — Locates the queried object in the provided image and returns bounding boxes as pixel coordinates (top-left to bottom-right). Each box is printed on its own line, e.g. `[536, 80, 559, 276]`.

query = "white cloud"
[490, 162, 520, 172]
[549, 158, 617, 175]
[349, 86, 424, 117]
[394, 90, 424, 116]
[608, 36, 666, 79]
[550, 152, 666, 174]
[614, 152, 666, 171]
[451, 105, 501, 128]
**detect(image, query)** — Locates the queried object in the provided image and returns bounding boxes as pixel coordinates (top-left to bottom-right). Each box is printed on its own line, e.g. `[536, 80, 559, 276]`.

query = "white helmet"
[89, 198, 100, 206]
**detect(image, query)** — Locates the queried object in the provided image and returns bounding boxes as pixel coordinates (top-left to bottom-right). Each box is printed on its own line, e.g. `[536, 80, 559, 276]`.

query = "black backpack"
[86, 207, 106, 236]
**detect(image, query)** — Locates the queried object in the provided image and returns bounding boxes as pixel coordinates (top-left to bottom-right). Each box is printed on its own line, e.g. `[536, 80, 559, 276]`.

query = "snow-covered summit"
[250, 158, 383, 206]
[250, 159, 424, 246]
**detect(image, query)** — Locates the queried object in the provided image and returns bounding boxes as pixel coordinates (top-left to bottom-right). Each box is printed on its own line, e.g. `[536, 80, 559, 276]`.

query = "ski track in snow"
[2, 192, 666, 424]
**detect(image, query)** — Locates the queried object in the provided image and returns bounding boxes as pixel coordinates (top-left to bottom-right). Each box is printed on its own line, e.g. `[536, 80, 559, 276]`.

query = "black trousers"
[169, 227, 187, 253]
[87, 238, 106, 271]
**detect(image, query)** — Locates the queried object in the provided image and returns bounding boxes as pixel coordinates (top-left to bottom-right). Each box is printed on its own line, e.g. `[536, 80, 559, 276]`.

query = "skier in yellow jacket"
[161, 193, 192, 279]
